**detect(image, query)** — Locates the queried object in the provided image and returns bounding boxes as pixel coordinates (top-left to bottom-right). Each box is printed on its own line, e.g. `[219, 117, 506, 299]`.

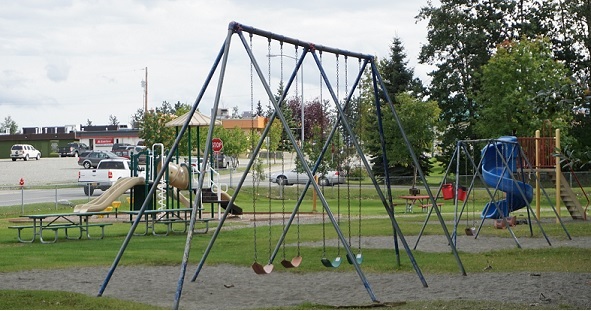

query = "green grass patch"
[0, 290, 161, 310]
[1, 184, 590, 309]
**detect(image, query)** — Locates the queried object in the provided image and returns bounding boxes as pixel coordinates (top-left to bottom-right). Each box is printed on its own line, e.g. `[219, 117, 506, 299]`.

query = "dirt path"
[1, 234, 590, 309]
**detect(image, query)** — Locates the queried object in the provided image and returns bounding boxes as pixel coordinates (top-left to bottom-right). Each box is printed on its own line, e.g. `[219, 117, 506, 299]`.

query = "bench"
[420, 203, 443, 212]
[157, 218, 212, 234]
[9, 223, 112, 243]
[80, 223, 113, 240]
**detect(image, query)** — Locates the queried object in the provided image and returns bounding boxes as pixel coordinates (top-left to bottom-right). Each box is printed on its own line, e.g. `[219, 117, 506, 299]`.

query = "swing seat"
[321, 256, 342, 268]
[464, 227, 475, 236]
[281, 256, 302, 268]
[346, 253, 363, 265]
[252, 262, 274, 274]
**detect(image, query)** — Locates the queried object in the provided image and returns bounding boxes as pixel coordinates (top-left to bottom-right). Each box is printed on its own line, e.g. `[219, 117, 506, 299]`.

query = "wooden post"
[555, 128, 561, 222]
[535, 130, 541, 219]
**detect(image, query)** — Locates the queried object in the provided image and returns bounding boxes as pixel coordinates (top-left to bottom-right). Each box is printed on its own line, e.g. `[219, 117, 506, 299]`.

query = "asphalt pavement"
[0, 153, 298, 207]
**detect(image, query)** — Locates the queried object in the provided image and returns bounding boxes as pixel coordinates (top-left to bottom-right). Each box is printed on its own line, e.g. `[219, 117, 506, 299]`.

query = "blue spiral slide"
[481, 136, 533, 219]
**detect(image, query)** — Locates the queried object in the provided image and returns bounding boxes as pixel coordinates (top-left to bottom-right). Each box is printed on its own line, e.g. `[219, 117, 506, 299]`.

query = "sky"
[0, 0, 437, 129]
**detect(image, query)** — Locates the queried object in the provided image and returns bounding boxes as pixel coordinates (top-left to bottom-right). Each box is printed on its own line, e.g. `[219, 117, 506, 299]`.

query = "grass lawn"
[0, 184, 589, 309]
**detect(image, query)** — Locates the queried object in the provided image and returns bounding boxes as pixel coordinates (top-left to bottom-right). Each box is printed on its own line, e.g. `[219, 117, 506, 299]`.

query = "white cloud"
[0, 0, 435, 128]
[45, 57, 70, 82]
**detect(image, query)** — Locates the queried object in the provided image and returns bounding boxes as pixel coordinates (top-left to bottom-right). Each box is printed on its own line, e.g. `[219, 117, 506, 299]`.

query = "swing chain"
[250, 33, 258, 263]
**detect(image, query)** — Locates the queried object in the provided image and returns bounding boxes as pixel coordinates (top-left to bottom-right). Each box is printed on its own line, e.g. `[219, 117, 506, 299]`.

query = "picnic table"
[10, 211, 113, 243]
[399, 195, 431, 213]
[121, 208, 212, 236]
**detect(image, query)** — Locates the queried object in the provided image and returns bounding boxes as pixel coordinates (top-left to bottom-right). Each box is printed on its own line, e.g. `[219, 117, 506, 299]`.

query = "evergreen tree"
[360, 37, 433, 180]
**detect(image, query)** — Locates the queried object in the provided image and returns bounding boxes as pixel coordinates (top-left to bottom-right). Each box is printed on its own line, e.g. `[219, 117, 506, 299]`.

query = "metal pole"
[301, 63, 304, 147]
[21, 186, 24, 214]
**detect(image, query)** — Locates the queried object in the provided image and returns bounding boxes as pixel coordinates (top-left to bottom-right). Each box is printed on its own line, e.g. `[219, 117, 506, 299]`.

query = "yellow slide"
[74, 177, 145, 213]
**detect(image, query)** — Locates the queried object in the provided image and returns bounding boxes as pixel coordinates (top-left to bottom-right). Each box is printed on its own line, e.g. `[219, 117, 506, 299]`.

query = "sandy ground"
[1, 233, 590, 309]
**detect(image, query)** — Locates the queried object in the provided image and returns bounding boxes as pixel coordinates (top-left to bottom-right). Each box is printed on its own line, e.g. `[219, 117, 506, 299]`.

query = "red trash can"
[457, 186, 467, 201]
[442, 183, 454, 200]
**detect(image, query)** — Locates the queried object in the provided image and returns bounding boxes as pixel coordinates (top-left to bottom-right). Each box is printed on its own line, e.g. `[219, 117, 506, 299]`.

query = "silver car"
[270, 169, 346, 186]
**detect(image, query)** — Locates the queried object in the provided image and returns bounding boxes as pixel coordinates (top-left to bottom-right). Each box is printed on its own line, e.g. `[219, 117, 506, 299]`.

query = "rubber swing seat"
[281, 256, 302, 268]
[252, 262, 274, 274]
[321, 256, 342, 268]
[346, 253, 363, 265]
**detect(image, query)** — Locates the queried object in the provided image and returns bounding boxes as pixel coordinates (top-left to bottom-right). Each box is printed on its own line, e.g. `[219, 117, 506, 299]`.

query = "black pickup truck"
[58, 142, 89, 157]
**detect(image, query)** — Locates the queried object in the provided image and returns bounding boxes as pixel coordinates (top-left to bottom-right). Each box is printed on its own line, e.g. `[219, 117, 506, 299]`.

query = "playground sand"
[1, 235, 590, 309]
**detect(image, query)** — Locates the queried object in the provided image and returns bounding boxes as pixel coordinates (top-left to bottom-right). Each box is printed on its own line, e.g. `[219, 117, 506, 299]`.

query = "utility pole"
[143, 67, 148, 113]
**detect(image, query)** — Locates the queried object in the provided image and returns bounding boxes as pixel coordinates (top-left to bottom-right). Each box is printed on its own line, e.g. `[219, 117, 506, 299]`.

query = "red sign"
[95, 138, 114, 145]
[212, 138, 223, 152]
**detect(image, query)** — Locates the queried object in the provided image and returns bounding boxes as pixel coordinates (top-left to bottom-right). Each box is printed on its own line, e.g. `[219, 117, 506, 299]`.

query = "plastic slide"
[481, 136, 533, 219]
[74, 177, 145, 213]
[171, 188, 191, 208]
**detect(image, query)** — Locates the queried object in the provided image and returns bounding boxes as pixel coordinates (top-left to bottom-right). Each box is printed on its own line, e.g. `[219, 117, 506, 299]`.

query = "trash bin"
[442, 183, 454, 200]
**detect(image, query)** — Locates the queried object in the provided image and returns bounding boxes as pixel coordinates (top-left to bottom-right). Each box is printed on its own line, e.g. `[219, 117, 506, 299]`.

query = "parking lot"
[0, 157, 81, 187]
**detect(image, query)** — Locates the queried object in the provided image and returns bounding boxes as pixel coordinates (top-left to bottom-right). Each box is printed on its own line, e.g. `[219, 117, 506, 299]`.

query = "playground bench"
[9, 222, 112, 243]
[122, 208, 211, 236]
[157, 218, 212, 234]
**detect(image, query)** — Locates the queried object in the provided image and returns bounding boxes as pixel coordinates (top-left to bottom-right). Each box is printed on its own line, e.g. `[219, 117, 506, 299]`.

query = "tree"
[417, 0, 591, 168]
[130, 108, 144, 129]
[417, 1, 516, 167]
[0, 116, 18, 134]
[255, 100, 264, 117]
[198, 126, 250, 168]
[379, 37, 425, 98]
[134, 101, 191, 153]
[360, 37, 433, 178]
[108, 114, 119, 126]
[475, 38, 573, 139]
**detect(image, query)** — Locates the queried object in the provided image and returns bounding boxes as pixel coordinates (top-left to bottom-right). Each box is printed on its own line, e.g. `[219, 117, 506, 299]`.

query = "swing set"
[97, 22, 468, 309]
[414, 137, 571, 251]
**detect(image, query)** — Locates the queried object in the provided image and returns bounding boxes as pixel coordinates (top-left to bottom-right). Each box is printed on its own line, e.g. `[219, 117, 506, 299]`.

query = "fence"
[0, 183, 91, 215]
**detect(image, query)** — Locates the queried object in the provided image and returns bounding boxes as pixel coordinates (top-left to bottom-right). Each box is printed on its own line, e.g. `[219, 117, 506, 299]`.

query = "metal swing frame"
[97, 21, 467, 309]
[414, 138, 571, 250]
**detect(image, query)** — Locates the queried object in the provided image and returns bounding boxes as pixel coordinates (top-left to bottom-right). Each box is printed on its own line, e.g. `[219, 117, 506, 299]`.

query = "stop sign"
[212, 138, 223, 152]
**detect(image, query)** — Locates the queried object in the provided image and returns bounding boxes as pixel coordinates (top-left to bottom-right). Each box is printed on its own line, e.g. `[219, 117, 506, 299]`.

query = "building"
[0, 113, 268, 158]
[0, 124, 141, 158]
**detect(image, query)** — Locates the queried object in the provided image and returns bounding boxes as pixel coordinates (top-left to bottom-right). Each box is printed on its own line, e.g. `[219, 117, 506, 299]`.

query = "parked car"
[10, 144, 41, 161]
[184, 157, 204, 173]
[77, 150, 125, 169]
[58, 142, 89, 157]
[111, 143, 132, 152]
[270, 169, 346, 186]
[78, 159, 134, 195]
[214, 152, 230, 169]
[113, 145, 147, 165]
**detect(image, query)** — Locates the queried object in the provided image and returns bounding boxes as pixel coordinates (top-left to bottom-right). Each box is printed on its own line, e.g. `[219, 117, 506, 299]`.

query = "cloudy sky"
[0, 0, 436, 129]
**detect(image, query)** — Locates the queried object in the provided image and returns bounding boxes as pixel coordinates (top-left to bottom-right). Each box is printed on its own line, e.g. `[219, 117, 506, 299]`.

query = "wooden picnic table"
[399, 195, 431, 213]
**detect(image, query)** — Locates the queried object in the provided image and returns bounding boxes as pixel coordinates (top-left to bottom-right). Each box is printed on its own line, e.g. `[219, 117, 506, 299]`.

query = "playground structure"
[73, 142, 240, 218]
[414, 135, 579, 251]
[520, 129, 589, 220]
[96, 21, 470, 308]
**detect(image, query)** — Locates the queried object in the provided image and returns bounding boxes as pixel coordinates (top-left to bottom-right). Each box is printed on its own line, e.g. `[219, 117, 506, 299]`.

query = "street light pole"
[266, 54, 304, 148]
